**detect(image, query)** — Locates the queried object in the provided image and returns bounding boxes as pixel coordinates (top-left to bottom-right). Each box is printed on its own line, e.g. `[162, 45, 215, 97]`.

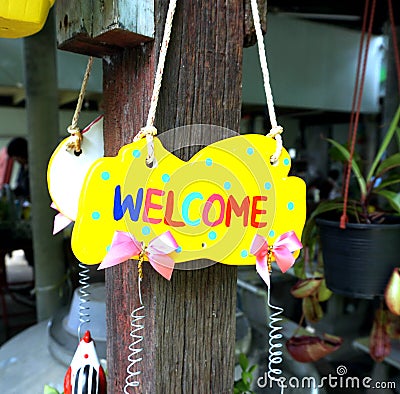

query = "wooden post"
[102, 1, 242, 392]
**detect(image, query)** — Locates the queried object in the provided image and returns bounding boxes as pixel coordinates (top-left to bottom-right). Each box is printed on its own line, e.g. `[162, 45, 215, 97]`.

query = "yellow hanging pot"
[0, 0, 55, 38]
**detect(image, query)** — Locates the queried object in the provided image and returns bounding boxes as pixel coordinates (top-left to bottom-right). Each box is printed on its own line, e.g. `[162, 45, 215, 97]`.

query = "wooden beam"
[103, 0, 243, 392]
[55, 0, 154, 57]
[12, 89, 25, 105]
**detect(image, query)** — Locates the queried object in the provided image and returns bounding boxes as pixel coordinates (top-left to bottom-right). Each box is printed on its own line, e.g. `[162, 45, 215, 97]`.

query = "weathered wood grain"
[55, 0, 154, 56]
[243, 0, 267, 47]
[103, 1, 243, 392]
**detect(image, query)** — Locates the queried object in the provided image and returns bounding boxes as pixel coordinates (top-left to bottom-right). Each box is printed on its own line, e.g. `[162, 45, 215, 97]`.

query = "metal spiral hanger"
[77, 262, 91, 340]
[124, 274, 145, 392]
[267, 289, 285, 392]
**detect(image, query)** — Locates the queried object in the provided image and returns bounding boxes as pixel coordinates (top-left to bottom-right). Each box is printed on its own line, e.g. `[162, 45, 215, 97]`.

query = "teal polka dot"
[288, 202, 295, 211]
[142, 226, 150, 235]
[92, 211, 100, 220]
[176, 246, 182, 253]
[224, 181, 231, 190]
[269, 230, 275, 237]
[101, 171, 110, 180]
[162, 173, 170, 183]
[247, 147, 254, 155]
[205, 158, 213, 166]
[106, 245, 111, 252]
[208, 231, 217, 240]
[133, 149, 141, 158]
[240, 250, 248, 258]
[264, 182, 272, 190]
[283, 158, 290, 166]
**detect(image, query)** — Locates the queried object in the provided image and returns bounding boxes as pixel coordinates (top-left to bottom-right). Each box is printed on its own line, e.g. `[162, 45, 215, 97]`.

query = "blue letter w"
[113, 185, 143, 221]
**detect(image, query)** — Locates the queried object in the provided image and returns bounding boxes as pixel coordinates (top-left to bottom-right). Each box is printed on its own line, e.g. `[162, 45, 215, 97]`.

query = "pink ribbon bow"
[98, 231, 178, 280]
[250, 231, 302, 287]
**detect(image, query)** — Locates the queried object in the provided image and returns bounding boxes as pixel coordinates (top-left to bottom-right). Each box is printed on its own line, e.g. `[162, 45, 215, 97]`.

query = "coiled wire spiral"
[78, 262, 91, 340]
[124, 261, 145, 393]
[267, 287, 285, 393]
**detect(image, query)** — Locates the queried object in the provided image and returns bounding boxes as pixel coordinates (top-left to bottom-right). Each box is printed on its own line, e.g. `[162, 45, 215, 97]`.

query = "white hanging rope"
[146, 0, 177, 128]
[136, 0, 282, 164]
[249, 0, 283, 163]
[134, 0, 178, 166]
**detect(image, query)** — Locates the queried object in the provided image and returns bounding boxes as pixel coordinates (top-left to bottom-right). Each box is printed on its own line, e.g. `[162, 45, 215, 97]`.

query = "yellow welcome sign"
[72, 134, 306, 266]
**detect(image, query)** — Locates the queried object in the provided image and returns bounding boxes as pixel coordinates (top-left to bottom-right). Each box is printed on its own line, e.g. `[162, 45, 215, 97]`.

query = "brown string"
[66, 56, 94, 153]
[340, 0, 376, 228]
[388, 0, 400, 96]
[343, 0, 370, 204]
[346, 0, 370, 151]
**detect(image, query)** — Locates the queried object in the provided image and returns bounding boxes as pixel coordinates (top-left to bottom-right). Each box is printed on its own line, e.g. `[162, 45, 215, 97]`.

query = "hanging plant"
[286, 333, 343, 363]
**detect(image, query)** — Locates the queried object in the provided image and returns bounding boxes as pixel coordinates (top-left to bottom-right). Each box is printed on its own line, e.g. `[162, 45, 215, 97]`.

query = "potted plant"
[302, 104, 400, 299]
[285, 108, 400, 364]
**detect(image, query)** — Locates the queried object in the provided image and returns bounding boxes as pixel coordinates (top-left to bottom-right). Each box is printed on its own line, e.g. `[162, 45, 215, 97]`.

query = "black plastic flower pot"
[316, 218, 400, 299]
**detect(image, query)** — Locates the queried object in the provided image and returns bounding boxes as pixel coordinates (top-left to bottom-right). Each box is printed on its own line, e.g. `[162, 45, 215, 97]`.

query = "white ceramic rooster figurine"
[64, 330, 107, 394]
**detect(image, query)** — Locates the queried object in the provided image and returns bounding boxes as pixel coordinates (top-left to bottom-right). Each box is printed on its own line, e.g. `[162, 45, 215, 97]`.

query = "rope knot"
[266, 126, 283, 164]
[267, 125, 283, 138]
[133, 126, 158, 167]
[67, 125, 81, 135]
[134, 126, 158, 141]
[66, 125, 83, 154]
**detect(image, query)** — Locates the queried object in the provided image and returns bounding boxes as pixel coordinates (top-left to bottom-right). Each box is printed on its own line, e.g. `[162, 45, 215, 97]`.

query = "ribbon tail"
[149, 254, 175, 280]
[53, 212, 73, 235]
[256, 258, 270, 288]
[98, 231, 141, 270]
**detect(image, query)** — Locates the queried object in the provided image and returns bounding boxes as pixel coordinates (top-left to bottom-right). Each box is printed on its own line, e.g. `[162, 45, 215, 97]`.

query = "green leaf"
[242, 371, 253, 384]
[43, 385, 60, 394]
[326, 138, 367, 198]
[249, 364, 257, 374]
[375, 190, 400, 213]
[396, 126, 400, 150]
[234, 380, 250, 392]
[238, 353, 249, 371]
[375, 153, 400, 178]
[367, 105, 400, 182]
